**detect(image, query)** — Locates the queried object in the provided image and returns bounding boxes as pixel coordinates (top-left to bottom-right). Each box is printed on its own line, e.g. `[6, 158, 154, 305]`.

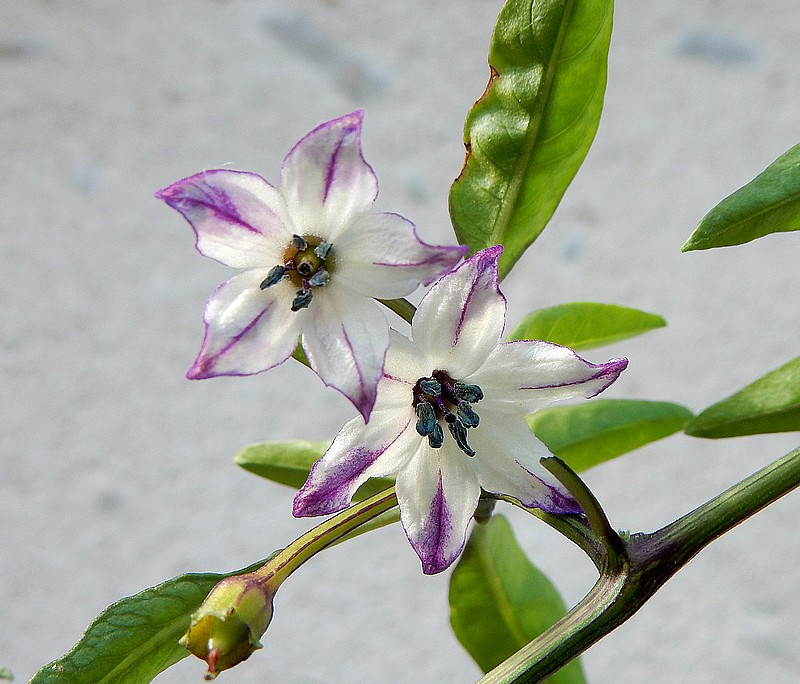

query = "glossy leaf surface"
[449, 515, 585, 682]
[685, 356, 800, 438]
[683, 143, 800, 250]
[235, 440, 394, 498]
[450, 0, 614, 279]
[527, 399, 693, 471]
[30, 559, 270, 684]
[508, 302, 665, 350]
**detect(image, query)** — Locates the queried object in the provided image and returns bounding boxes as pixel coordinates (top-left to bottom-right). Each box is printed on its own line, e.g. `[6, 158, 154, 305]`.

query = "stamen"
[448, 420, 475, 457]
[415, 402, 437, 436]
[428, 423, 444, 449]
[457, 401, 480, 428]
[260, 264, 286, 289]
[419, 378, 442, 396]
[454, 381, 484, 403]
[292, 234, 308, 250]
[308, 269, 330, 288]
[313, 241, 333, 259]
[291, 289, 313, 311]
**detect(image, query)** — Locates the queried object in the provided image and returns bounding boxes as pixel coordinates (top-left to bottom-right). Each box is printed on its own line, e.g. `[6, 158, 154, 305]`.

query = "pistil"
[259, 234, 334, 311]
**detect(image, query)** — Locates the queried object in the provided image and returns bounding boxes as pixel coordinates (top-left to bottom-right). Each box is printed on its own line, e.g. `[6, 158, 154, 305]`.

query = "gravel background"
[2, 1, 799, 682]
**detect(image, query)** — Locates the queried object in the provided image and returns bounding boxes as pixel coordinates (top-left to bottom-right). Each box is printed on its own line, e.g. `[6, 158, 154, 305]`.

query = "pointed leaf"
[683, 143, 800, 251]
[449, 515, 585, 683]
[685, 356, 800, 438]
[30, 558, 272, 684]
[527, 399, 693, 472]
[508, 302, 665, 350]
[235, 440, 395, 499]
[449, 0, 614, 279]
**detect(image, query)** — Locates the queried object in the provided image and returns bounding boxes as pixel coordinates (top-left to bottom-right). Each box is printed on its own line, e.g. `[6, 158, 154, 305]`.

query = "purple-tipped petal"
[281, 111, 378, 240]
[334, 212, 468, 299]
[187, 271, 302, 379]
[156, 170, 290, 268]
[468, 410, 582, 514]
[473, 340, 628, 414]
[413, 246, 506, 378]
[301, 286, 389, 421]
[396, 444, 481, 574]
[294, 387, 416, 516]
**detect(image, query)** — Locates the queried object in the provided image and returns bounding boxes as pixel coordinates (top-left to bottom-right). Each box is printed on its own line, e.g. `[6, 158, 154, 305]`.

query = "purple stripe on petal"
[513, 462, 584, 515]
[187, 303, 272, 379]
[409, 472, 455, 575]
[453, 246, 504, 347]
[322, 135, 346, 204]
[518, 357, 629, 396]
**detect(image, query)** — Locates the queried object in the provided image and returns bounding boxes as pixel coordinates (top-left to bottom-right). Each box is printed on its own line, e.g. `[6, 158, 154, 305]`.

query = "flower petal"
[281, 111, 378, 240]
[187, 270, 302, 379]
[412, 246, 506, 378]
[156, 170, 291, 268]
[383, 330, 428, 384]
[396, 443, 481, 574]
[468, 409, 581, 514]
[472, 340, 628, 414]
[333, 212, 468, 299]
[293, 383, 416, 516]
[301, 286, 389, 420]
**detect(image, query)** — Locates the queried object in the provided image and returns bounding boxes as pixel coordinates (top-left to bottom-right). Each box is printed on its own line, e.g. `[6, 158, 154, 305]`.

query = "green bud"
[180, 574, 274, 680]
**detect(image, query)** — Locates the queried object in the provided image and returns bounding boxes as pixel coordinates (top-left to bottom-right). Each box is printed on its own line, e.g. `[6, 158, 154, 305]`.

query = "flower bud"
[180, 574, 275, 680]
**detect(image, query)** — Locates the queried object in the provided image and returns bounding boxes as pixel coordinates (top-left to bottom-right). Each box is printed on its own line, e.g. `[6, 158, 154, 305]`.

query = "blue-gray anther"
[260, 264, 286, 289]
[291, 289, 313, 311]
[292, 234, 308, 250]
[313, 241, 333, 259]
[415, 402, 437, 436]
[308, 269, 330, 288]
[428, 423, 444, 449]
[419, 378, 442, 396]
[457, 401, 480, 428]
[448, 420, 475, 457]
[454, 381, 484, 403]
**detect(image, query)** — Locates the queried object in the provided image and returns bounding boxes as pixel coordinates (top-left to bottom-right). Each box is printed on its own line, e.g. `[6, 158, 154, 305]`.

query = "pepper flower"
[294, 246, 628, 574]
[156, 111, 466, 419]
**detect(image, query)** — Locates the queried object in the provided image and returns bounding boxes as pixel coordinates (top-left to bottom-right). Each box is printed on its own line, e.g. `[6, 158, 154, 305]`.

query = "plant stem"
[480, 444, 800, 684]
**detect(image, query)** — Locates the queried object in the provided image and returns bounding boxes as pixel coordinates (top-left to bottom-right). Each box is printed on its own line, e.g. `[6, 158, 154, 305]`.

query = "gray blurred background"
[2, 1, 799, 682]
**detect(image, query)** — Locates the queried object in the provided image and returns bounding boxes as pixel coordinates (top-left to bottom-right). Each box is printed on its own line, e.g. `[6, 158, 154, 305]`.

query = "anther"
[308, 269, 330, 288]
[313, 241, 333, 259]
[428, 423, 444, 449]
[291, 289, 313, 311]
[448, 420, 475, 457]
[415, 402, 437, 436]
[260, 264, 286, 289]
[457, 401, 480, 428]
[454, 381, 484, 403]
[292, 234, 308, 250]
[419, 378, 442, 396]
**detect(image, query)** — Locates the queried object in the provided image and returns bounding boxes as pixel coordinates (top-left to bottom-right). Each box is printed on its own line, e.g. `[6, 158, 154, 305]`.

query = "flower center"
[412, 370, 484, 457]
[259, 234, 335, 311]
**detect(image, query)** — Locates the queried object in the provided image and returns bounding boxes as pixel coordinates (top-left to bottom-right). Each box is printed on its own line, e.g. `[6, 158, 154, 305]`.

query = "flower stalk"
[480, 443, 800, 684]
[182, 488, 398, 679]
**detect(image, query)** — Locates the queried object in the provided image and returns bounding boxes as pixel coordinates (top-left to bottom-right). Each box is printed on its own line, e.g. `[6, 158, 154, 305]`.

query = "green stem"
[261, 488, 398, 587]
[378, 297, 417, 324]
[480, 444, 800, 684]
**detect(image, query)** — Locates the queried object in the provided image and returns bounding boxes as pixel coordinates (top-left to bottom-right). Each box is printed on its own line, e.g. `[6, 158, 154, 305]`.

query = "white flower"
[294, 246, 628, 574]
[157, 111, 466, 419]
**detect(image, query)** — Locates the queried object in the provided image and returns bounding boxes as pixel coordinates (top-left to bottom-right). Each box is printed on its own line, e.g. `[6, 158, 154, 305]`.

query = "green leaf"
[527, 399, 693, 472]
[30, 559, 271, 684]
[684, 356, 800, 438]
[0, 667, 13, 681]
[508, 302, 666, 350]
[449, 0, 614, 279]
[683, 143, 800, 251]
[449, 515, 585, 683]
[235, 440, 395, 499]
